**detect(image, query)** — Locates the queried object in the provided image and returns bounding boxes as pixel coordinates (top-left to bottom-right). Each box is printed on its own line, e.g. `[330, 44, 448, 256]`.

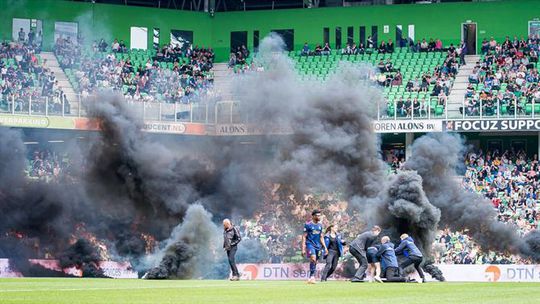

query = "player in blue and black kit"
[301, 209, 328, 284]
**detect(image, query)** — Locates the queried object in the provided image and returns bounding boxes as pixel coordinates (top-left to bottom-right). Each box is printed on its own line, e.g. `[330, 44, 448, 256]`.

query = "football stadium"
[1, 0, 540, 303]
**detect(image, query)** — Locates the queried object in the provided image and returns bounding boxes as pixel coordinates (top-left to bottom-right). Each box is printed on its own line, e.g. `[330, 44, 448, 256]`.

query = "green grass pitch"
[0, 278, 538, 304]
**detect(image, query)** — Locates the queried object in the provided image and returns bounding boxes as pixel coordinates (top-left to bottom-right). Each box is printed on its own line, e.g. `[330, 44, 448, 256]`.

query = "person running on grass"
[302, 209, 328, 284]
[321, 224, 346, 282]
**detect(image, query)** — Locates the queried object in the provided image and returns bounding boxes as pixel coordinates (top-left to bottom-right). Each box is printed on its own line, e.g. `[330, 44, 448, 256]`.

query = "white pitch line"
[0, 283, 265, 293]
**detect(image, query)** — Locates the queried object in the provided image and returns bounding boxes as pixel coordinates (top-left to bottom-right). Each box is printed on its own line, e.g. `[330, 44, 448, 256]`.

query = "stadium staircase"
[213, 63, 235, 100]
[40, 52, 79, 116]
[446, 55, 481, 119]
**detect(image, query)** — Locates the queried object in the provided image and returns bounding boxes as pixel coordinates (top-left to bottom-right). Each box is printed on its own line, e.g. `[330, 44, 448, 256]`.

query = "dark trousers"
[349, 247, 368, 280]
[321, 249, 339, 280]
[384, 266, 406, 282]
[400, 255, 425, 279]
[227, 245, 239, 277]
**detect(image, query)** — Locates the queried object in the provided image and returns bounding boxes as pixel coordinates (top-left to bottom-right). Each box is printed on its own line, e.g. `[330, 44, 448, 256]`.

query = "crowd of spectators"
[27, 149, 72, 182]
[465, 35, 540, 116]
[436, 148, 540, 264]
[228, 45, 250, 67]
[298, 38, 452, 57]
[55, 38, 216, 104]
[0, 39, 68, 114]
[377, 40, 458, 118]
[238, 184, 366, 263]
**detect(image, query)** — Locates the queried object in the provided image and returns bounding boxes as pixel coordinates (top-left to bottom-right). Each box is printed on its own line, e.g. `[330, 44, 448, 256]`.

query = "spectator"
[351, 43, 358, 55]
[119, 40, 127, 53]
[378, 41, 387, 54]
[98, 39, 108, 52]
[18, 28, 25, 43]
[322, 43, 331, 55]
[111, 39, 120, 52]
[386, 39, 394, 53]
[314, 44, 322, 56]
[301, 42, 310, 56]
[420, 39, 428, 52]
[28, 29, 35, 45]
[367, 36, 374, 49]
[459, 41, 467, 65]
[435, 39, 443, 51]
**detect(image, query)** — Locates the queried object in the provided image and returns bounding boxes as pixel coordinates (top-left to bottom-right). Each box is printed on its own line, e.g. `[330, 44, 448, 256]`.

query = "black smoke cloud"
[0, 93, 270, 277]
[234, 33, 386, 207]
[58, 239, 108, 278]
[0, 33, 391, 279]
[144, 204, 218, 279]
[378, 171, 441, 253]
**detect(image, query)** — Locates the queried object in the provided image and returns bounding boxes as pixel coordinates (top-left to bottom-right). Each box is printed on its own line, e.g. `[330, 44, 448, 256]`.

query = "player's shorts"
[305, 244, 321, 260]
[367, 247, 379, 264]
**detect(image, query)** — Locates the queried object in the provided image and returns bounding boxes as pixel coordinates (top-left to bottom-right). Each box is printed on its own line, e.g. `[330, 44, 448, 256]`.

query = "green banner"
[0, 114, 76, 129]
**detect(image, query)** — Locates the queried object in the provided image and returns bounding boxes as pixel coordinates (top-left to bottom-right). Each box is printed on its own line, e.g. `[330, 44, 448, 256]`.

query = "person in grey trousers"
[349, 225, 381, 282]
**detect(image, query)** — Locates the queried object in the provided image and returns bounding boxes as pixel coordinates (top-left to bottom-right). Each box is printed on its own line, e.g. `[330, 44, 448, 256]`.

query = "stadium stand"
[464, 35, 540, 117]
[0, 41, 68, 115]
[434, 148, 540, 265]
[54, 38, 216, 104]
[290, 43, 455, 119]
[228, 39, 456, 119]
[231, 147, 539, 265]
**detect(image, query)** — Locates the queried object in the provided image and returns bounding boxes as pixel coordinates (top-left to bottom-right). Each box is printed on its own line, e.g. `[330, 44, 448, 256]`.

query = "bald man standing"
[223, 219, 242, 281]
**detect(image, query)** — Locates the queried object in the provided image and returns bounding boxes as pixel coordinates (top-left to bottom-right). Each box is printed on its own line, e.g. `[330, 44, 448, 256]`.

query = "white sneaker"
[374, 276, 383, 283]
[307, 277, 316, 284]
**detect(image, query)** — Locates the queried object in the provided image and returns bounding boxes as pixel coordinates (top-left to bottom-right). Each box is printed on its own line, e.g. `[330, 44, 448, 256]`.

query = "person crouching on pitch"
[321, 224, 346, 282]
[349, 225, 381, 282]
[302, 209, 328, 284]
[395, 233, 426, 283]
[376, 236, 407, 282]
[223, 219, 242, 281]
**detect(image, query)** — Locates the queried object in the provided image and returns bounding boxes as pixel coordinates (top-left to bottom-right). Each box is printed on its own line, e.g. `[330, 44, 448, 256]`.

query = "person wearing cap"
[302, 209, 327, 284]
[321, 224, 346, 282]
[349, 225, 381, 282]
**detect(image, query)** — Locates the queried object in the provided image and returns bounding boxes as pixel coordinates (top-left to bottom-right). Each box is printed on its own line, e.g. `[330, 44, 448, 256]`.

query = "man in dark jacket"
[395, 233, 426, 283]
[349, 225, 381, 282]
[377, 236, 406, 282]
[223, 219, 242, 281]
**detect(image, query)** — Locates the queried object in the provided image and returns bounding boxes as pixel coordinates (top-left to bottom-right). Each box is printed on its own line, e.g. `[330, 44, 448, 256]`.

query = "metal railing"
[3, 96, 540, 127]
[460, 96, 539, 120]
[376, 97, 448, 121]
[0, 94, 212, 124]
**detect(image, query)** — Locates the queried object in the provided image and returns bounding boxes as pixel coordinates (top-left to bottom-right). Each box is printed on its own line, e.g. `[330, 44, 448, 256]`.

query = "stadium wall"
[0, 0, 212, 51]
[0, 0, 538, 61]
[212, 0, 539, 60]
